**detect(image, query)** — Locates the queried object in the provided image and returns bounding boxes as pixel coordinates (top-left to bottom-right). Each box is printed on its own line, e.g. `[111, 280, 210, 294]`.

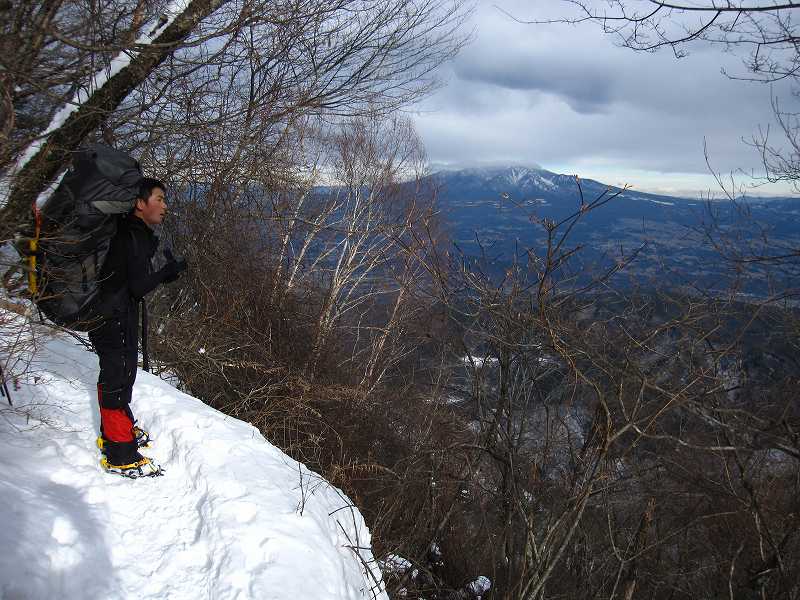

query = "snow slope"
[0, 312, 387, 600]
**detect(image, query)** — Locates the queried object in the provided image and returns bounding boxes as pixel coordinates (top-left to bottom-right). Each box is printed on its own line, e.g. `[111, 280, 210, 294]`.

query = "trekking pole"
[141, 300, 150, 372]
[28, 205, 42, 296]
[0, 361, 12, 407]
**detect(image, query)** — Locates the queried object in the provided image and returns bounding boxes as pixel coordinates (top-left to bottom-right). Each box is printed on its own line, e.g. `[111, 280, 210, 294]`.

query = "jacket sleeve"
[126, 236, 168, 300]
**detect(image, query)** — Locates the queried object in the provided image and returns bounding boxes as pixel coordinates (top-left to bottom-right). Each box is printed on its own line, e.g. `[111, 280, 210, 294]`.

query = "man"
[90, 178, 187, 477]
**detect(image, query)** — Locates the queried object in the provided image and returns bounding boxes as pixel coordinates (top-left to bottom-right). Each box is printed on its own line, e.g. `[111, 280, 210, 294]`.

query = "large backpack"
[24, 144, 144, 330]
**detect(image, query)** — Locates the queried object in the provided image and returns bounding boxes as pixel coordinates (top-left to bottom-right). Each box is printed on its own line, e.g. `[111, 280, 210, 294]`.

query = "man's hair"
[137, 177, 166, 202]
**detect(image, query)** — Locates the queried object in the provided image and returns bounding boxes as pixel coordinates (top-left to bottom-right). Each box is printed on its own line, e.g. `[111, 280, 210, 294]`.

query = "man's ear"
[134, 197, 146, 212]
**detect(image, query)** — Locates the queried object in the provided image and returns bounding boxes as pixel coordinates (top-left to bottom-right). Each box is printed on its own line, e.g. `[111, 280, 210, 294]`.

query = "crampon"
[100, 456, 164, 479]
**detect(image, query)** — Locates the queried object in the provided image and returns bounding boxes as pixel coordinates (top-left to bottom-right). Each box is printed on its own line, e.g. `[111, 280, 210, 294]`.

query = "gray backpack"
[25, 144, 143, 330]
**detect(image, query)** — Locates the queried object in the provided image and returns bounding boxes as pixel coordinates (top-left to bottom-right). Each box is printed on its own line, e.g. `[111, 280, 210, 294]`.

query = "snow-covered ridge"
[432, 165, 580, 194]
[447, 165, 545, 181]
[0, 311, 387, 600]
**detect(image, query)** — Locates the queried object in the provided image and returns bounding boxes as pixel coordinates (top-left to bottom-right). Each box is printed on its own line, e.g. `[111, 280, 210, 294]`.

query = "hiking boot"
[96, 426, 151, 453]
[100, 455, 164, 479]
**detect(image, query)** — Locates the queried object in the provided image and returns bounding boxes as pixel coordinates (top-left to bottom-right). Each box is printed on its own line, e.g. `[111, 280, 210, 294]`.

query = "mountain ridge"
[427, 165, 797, 205]
[424, 166, 799, 293]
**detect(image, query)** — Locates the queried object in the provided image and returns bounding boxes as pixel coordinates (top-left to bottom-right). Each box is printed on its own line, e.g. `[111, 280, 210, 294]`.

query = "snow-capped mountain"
[443, 166, 564, 191]
[426, 166, 799, 293]
[429, 165, 691, 207]
[432, 165, 576, 198]
[0, 307, 387, 600]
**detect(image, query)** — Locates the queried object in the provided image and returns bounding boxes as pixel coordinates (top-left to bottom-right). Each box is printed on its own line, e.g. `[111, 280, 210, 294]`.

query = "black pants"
[89, 306, 141, 465]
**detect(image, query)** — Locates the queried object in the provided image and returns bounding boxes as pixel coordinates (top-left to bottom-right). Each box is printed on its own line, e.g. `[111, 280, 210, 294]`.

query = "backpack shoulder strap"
[128, 226, 139, 258]
[127, 225, 150, 372]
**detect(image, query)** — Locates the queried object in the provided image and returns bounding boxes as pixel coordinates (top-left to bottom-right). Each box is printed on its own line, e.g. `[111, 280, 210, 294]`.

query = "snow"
[507, 167, 530, 186]
[0, 312, 387, 600]
[379, 554, 412, 576]
[466, 575, 491, 597]
[533, 174, 556, 190]
[461, 355, 498, 368]
[34, 170, 67, 208]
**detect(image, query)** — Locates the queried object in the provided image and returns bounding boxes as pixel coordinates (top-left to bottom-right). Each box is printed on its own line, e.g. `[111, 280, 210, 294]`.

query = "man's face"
[136, 187, 167, 226]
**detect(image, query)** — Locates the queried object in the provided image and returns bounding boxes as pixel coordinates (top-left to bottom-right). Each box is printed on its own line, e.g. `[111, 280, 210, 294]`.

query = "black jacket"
[98, 214, 164, 317]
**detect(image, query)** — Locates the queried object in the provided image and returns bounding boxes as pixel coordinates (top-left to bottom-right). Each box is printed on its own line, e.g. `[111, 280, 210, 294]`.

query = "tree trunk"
[0, 0, 228, 237]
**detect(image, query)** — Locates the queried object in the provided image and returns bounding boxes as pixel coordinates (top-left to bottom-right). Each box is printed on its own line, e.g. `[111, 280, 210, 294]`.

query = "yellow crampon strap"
[100, 457, 150, 470]
[100, 456, 163, 478]
[100, 456, 163, 479]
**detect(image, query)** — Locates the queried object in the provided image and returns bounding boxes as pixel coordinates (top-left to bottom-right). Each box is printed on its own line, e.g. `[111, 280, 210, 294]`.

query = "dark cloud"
[412, 0, 800, 195]
[454, 51, 615, 114]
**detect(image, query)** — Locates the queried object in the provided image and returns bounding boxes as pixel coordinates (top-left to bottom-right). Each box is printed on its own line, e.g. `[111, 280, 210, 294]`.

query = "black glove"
[161, 248, 188, 283]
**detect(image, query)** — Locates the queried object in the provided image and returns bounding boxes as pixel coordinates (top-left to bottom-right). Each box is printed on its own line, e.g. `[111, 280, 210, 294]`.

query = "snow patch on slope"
[507, 167, 531, 186]
[0, 314, 386, 599]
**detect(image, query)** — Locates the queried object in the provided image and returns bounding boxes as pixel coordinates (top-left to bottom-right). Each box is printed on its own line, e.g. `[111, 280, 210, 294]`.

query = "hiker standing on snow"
[91, 178, 187, 477]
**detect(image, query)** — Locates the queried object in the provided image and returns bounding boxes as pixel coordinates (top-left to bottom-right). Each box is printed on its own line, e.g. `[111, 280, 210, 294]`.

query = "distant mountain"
[432, 164, 701, 206]
[432, 166, 573, 197]
[427, 166, 800, 293]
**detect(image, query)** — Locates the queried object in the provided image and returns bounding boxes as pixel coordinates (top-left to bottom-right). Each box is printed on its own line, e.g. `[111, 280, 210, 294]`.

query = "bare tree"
[0, 0, 229, 234]
[520, 1, 800, 81]
[309, 116, 424, 370]
[0, 0, 472, 237]
[396, 170, 800, 599]
[259, 113, 432, 387]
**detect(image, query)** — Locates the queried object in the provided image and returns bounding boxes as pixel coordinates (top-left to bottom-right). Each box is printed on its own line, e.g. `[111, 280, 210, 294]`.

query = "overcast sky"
[413, 0, 800, 197]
